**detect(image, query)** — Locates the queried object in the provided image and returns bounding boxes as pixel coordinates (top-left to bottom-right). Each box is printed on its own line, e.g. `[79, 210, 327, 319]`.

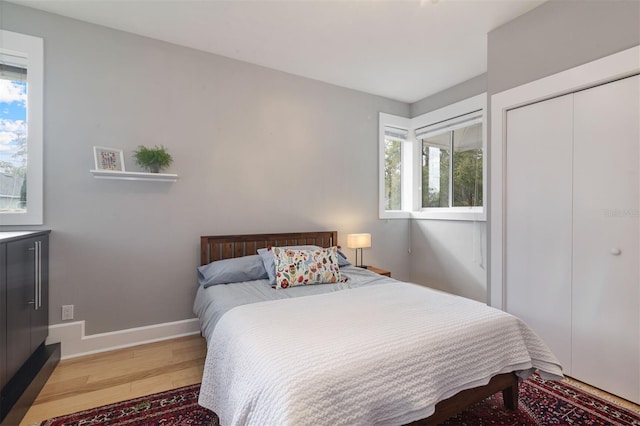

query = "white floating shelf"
[90, 170, 178, 182]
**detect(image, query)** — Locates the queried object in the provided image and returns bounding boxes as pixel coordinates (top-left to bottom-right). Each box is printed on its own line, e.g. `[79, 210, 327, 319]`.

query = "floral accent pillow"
[272, 246, 344, 289]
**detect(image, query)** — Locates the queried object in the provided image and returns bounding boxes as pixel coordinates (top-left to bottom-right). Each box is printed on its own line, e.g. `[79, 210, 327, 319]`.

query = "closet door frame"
[489, 45, 640, 309]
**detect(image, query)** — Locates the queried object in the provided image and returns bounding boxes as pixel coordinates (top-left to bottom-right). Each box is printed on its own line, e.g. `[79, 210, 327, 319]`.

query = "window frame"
[379, 93, 487, 222]
[379, 113, 411, 219]
[0, 30, 44, 225]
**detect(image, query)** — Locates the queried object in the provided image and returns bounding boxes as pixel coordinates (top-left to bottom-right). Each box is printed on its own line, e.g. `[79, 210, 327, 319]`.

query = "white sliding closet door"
[572, 75, 640, 403]
[505, 94, 574, 373]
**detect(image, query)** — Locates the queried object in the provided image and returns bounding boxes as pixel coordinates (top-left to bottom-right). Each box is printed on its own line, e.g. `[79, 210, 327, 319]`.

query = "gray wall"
[488, 0, 640, 96]
[408, 74, 488, 302]
[0, 2, 410, 334]
[410, 74, 486, 119]
[409, 220, 487, 302]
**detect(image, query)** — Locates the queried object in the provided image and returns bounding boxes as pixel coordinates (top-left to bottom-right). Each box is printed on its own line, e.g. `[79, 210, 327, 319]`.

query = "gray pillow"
[197, 255, 268, 288]
[337, 249, 351, 267]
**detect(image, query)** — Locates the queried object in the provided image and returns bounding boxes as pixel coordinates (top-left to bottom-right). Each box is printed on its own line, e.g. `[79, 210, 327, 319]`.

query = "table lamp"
[347, 233, 371, 268]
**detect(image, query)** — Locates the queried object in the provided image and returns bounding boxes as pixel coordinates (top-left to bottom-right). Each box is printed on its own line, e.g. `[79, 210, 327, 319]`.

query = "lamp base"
[358, 265, 368, 269]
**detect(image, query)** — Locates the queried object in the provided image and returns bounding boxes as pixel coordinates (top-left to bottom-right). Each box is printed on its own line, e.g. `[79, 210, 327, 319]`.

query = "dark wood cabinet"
[5, 237, 31, 390]
[0, 231, 58, 425]
[0, 242, 5, 395]
[6, 235, 49, 382]
[31, 237, 49, 355]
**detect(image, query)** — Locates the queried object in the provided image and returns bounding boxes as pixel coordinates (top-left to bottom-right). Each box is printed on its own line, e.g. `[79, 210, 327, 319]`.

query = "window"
[383, 126, 406, 210]
[379, 114, 411, 219]
[0, 62, 27, 213]
[452, 124, 483, 207]
[417, 112, 483, 210]
[379, 94, 486, 221]
[0, 31, 43, 225]
[421, 132, 450, 208]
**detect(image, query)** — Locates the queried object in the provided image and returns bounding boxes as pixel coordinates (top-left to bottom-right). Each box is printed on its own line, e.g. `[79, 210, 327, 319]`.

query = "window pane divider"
[448, 131, 454, 208]
[414, 111, 482, 140]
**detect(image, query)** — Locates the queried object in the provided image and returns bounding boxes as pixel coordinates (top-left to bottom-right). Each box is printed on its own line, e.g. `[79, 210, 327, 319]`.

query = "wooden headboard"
[200, 231, 338, 266]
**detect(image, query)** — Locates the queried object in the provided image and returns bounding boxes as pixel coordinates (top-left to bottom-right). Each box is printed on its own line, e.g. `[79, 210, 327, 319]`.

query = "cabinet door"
[572, 75, 640, 404]
[31, 236, 49, 352]
[5, 237, 36, 381]
[505, 94, 574, 374]
[0, 242, 6, 392]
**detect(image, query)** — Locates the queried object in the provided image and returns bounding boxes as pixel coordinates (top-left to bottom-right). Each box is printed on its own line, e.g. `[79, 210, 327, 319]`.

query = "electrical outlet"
[62, 304, 74, 321]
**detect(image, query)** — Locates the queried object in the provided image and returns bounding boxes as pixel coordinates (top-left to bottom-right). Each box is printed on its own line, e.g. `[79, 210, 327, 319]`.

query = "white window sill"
[380, 208, 485, 222]
[412, 208, 485, 222]
[380, 210, 411, 219]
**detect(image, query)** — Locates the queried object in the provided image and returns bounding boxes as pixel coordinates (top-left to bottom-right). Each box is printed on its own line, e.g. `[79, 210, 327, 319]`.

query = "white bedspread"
[198, 282, 562, 426]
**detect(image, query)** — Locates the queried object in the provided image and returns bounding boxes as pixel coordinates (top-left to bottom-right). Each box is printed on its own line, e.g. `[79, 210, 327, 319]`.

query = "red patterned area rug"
[40, 375, 639, 426]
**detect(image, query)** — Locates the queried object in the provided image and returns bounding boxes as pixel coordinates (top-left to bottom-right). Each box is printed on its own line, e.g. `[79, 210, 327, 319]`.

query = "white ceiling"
[8, 0, 545, 103]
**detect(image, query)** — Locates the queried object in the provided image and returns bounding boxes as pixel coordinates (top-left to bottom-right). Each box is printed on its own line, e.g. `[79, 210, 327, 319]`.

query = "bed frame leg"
[502, 382, 519, 410]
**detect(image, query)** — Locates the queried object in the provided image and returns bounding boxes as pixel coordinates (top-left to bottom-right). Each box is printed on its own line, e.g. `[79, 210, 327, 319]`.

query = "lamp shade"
[347, 233, 371, 249]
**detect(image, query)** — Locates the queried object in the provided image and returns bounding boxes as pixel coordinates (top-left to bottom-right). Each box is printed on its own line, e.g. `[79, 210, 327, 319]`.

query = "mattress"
[198, 281, 563, 425]
[193, 265, 390, 341]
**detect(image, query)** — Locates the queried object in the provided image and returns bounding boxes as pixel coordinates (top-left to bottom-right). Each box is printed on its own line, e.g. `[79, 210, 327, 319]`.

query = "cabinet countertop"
[0, 230, 51, 243]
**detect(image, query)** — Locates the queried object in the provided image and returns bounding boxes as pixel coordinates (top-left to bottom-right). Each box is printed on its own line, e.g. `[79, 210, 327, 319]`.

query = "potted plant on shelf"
[133, 145, 173, 173]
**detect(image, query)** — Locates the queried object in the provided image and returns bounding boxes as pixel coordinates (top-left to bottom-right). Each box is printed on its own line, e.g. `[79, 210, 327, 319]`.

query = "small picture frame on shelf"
[93, 146, 125, 172]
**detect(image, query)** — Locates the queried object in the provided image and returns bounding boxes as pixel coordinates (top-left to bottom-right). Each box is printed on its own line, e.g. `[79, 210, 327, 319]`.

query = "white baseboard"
[46, 318, 201, 359]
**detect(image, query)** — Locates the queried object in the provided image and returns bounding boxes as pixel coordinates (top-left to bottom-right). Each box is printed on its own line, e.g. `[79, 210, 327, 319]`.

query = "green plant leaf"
[133, 145, 173, 172]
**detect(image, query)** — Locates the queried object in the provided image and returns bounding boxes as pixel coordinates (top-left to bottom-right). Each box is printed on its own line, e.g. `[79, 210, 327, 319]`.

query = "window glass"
[421, 121, 483, 209]
[384, 137, 402, 210]
[452, 122, 483, 207]
[0, 61, 27, 213]
[422, 132, 450, 208]
[0, 31, 43, 225]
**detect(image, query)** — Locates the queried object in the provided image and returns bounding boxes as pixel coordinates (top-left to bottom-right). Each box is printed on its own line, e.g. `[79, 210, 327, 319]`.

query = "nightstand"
[366, 266, 391, 277]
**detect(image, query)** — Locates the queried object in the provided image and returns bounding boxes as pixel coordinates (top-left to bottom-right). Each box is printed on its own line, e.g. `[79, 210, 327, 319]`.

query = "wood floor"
[19, 334, 640, 425]
[20, 335, 206, 426]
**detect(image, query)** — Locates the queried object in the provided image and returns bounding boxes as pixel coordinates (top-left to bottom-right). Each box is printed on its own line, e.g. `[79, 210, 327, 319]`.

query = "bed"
[194, 231, 562, 425]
